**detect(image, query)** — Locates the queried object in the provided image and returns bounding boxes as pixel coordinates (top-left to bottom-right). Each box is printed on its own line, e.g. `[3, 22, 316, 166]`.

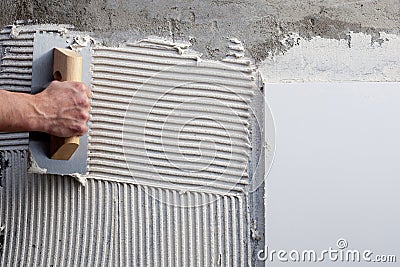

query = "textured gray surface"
[0, 0, 399, 61]
[261, 31, 400, 83]
[0, 150, 253, 266]
[89, 40, 255, 194]
[0, 1, 399, 266]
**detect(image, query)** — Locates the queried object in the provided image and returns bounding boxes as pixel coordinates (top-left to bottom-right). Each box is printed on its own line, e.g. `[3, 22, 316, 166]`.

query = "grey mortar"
[0, 0, 399, 63]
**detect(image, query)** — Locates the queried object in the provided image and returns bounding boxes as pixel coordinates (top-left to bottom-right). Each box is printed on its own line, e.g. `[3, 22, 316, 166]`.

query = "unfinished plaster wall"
[0, 0, 399, 63]
[1, 0, 399, 83]
[0, 1, 399, 267]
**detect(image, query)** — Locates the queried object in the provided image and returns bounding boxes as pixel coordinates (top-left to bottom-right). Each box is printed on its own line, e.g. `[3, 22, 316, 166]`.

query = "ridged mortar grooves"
[90, 38, 257, 195]
[0, 150, 252, 266]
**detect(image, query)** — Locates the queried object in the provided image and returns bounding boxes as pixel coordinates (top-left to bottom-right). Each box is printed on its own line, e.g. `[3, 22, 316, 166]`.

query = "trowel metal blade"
[28, 32, 91, 176]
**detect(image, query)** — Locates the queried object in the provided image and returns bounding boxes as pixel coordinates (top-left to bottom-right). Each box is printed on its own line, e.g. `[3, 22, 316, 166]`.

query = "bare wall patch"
[260, 32, 400, 83]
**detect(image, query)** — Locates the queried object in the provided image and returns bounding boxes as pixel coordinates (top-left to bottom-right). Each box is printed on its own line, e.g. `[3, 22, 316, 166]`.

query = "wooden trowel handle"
[49, 48, 83, 160]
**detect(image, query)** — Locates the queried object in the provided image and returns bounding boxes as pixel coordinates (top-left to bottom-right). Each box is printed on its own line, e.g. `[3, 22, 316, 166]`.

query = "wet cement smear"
[0, 150, 252, 266]
[89, 38, 257, 195]
[0, 24, 259, 266]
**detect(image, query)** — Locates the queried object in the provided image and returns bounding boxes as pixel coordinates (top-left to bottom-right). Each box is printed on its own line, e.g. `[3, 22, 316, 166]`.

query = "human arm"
[0, 81, 91, 137]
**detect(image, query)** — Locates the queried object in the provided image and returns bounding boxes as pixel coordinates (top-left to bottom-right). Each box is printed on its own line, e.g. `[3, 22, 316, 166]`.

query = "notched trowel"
[50, 48, 82, 160]
[28, 33, 91, 185]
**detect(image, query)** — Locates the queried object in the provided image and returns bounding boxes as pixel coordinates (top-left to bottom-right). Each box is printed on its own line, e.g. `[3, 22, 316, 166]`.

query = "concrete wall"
[1, 0, 399, 62]
[1, 1, 399, 266]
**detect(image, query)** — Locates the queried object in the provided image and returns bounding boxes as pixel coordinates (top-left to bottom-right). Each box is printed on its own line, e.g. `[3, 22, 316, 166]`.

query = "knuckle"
[79, 125, 88, 135]
[76, 96, 89, 107]
[71, 121, 88, 135]
[71, 124, 83, 135]
[49, 80, 59, 86]
[80, 111, 89, 121]
[76, 82, 87, 92]
[68, 82, 83, 92]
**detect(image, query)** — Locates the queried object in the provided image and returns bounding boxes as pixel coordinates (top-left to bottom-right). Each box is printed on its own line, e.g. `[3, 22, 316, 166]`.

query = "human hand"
[32, 81, 91, 137]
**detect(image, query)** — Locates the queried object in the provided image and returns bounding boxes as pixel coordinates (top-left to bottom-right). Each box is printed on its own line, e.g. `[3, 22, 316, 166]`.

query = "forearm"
[0, 90, 44, 133]
[0, 81, 90, 137]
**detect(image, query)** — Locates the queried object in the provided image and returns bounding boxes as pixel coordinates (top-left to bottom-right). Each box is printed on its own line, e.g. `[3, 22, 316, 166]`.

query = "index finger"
[73, 81, 91, 98]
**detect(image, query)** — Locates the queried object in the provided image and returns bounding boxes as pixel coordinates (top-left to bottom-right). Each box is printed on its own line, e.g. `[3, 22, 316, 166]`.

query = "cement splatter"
[2, 1, 399, 61]
[260, 32, 400, 82]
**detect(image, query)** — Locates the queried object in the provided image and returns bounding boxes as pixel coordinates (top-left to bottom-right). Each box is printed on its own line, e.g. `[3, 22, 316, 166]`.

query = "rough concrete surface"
[261, 32, 400, 82]
[0, 1, 399, 266]
[0, 0, 399, 62]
